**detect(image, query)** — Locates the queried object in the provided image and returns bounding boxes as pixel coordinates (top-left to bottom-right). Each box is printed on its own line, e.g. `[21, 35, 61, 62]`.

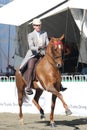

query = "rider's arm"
[27, 33, 39, 55]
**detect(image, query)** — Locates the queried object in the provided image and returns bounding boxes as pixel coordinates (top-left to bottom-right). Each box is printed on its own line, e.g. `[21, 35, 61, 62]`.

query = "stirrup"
[25, 89, 33, 95]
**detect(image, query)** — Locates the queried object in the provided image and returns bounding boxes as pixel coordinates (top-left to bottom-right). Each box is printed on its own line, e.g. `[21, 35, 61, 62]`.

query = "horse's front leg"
[46, 85, 72, 116]
[50, 94, 57, 127]
[32, 89, 45, 120]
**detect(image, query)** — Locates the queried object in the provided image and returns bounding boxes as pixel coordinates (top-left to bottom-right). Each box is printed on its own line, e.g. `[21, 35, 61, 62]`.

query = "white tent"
[15, 0, 87, 73]
[40, 0, 87, 35]
[0, 0, 68, 26]
[0, 0, 87, 26]
[39, 0, 87, 72]
[0, 0, 87, 74]
[0, 0, 67, 74]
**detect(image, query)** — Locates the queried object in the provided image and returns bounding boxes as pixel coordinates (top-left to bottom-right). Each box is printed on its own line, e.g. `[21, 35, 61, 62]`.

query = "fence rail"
[0, 76, 15, 82]
[0, 75, 87, 82]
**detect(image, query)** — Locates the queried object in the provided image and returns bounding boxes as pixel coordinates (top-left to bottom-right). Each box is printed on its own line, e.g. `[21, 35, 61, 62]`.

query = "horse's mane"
[46, 40, 53, 58]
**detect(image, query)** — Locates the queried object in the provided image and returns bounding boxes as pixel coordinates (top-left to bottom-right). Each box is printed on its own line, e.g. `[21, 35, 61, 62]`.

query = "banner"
[0, 76, 87, 116]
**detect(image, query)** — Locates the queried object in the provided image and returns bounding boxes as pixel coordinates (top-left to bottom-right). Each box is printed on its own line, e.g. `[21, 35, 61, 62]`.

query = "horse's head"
[46, 34, 64, 68]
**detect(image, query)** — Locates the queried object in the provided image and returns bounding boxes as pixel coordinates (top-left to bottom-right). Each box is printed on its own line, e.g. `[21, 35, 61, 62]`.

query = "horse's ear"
[50, 37, 54, 42]
[50, 37, 54, 40]
[59, 34, 64, 40]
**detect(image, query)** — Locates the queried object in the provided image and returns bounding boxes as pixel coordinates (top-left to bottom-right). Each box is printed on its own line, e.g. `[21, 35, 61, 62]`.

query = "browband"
[53, 41, 63, 45]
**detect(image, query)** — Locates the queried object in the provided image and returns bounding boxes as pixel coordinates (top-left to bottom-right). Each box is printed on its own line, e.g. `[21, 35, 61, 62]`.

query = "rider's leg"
[19, 64, 27, 75]
[26, 57, 37, 95]
[59, 67, 67, 92]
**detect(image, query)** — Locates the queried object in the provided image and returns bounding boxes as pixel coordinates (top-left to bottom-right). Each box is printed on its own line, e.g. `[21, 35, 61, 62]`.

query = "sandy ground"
[0, 113, 87, 130]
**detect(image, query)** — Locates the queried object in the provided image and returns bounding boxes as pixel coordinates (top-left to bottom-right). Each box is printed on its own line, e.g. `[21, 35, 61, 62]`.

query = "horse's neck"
[46, 45, 57, 67]
[46, 44, 53, 58]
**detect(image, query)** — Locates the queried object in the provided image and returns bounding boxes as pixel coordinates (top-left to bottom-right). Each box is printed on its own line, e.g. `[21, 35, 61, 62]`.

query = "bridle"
[52, 47, 62, 59]
[46, 42, 63, 68]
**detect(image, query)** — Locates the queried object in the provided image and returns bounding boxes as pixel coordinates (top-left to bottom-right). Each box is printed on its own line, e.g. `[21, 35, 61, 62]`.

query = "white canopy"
[0, 0, 87, 74]
[40, 0, 87, 37]
[40, 0, 87, 19]
[0, 0, 67, 26]
[0, 0, 87, 26]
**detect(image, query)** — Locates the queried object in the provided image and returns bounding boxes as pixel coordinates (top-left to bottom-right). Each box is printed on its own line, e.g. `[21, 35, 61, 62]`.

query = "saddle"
[20, 53, 44, 83]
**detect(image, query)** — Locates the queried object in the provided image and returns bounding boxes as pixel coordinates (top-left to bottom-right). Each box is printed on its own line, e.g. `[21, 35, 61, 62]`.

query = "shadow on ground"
[35, 117, 87, 129]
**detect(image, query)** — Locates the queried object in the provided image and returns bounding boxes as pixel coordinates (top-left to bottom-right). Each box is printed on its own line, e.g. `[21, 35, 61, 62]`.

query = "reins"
[45, 48, 62, 68]
[45, 52, 58, 68]
[46, 51, 62, 60]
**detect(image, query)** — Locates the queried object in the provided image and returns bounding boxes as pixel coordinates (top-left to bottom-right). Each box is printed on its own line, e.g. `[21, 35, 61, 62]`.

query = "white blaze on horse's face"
[58, 44, 61, 49]
[57, 43, 63, 51]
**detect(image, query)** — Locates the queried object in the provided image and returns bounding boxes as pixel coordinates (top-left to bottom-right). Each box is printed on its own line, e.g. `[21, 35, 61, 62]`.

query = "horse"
[15, 34, 72, 127]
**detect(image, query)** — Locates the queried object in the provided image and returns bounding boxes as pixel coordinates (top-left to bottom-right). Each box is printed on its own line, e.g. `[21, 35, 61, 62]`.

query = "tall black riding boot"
[25, 69, 33, 95]
[60, 84, 67, 92]
[25, 58, 37, 95]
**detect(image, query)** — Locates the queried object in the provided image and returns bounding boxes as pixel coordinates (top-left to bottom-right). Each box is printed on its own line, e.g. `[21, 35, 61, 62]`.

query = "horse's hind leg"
[17, 89, 24, 125]
[32, 89, 45, 120]
[15, 70, 26, 125]
[50, 94, 57, 127]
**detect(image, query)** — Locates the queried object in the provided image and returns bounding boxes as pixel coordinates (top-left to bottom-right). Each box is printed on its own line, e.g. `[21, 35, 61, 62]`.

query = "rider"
[19, 18, 49, 95]
[19, 18, 67, 95]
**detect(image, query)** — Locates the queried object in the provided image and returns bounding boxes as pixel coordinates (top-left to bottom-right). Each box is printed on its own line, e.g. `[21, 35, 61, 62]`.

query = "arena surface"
[0, 113, 87, 130]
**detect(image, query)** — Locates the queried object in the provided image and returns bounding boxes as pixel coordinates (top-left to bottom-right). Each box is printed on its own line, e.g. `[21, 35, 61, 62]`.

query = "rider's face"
[33, 24, 41, 32]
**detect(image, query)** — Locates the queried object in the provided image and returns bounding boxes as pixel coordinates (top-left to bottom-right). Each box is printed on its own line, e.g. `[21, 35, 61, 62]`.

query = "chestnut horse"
[15, 34, 72, 127]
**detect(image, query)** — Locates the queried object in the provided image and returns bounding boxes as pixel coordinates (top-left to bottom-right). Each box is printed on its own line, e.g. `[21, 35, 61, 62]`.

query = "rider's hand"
[38, 45, 46, 50]
[38, 46, 42, 50]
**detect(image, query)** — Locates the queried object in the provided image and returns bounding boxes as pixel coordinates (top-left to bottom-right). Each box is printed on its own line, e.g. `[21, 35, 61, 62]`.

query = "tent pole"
[7, 25, 10, 75]
[77, 9, 86, 72]
[80, 9, 86, 37]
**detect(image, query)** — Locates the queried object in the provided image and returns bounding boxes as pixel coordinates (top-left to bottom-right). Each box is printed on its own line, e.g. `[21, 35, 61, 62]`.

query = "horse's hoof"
[40, 114, 45, 121]
[74, 127, 80, 130]
[65, 109, 72, 116]
[50, 122, 56, 128]
[19, 118, 24, 125]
